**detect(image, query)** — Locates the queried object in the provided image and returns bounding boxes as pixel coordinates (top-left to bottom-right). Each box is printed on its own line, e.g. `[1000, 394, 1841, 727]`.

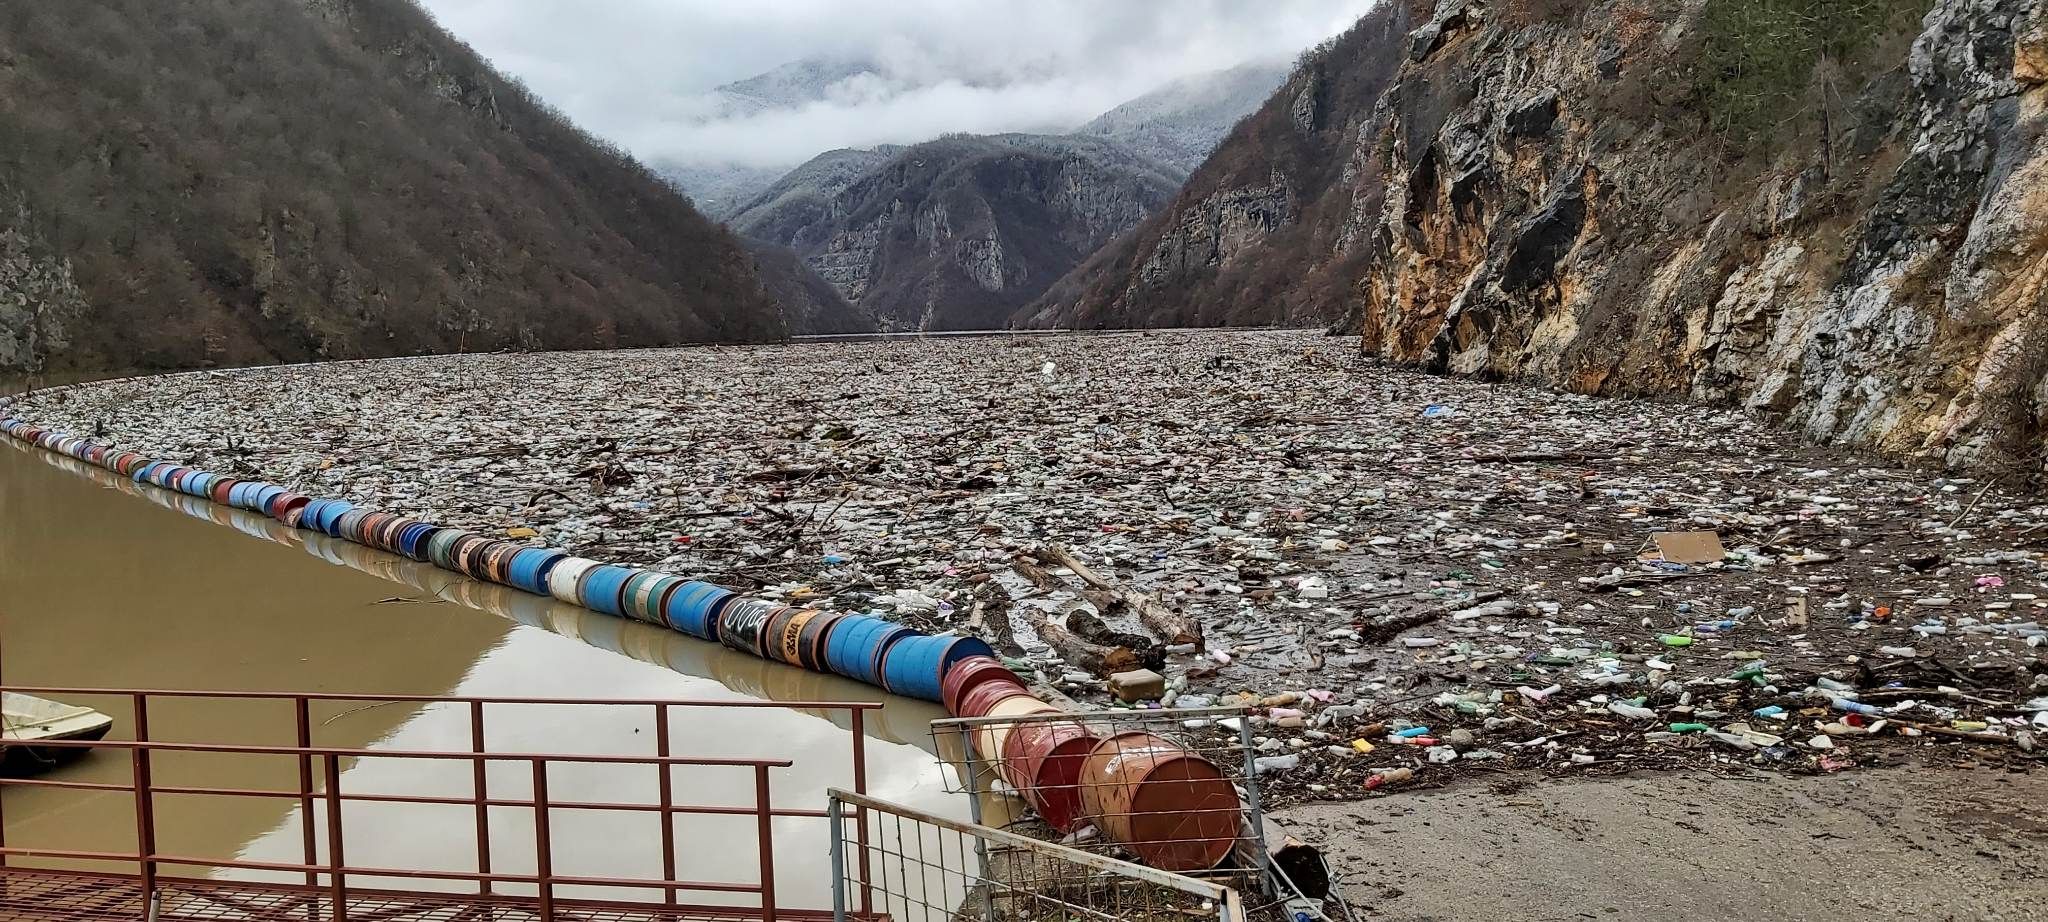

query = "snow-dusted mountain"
[1077, 60, 1291, 173]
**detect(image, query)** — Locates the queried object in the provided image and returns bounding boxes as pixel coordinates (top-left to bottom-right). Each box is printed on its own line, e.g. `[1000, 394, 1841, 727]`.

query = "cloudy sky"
[417, 0, 1377, 168]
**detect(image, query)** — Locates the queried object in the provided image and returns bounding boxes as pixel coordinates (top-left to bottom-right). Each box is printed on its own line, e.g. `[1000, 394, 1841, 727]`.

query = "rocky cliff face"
[1021, 3, 1418, 329]
[739, 135, 1182, 331]
[1035, 0, 2048, 470]
[0, 0, 784, 377]
[741, 238, 879, 335]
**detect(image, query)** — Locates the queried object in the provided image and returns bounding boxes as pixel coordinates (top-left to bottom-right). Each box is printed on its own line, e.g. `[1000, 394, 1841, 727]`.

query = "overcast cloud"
[416, 0, 1377, 168]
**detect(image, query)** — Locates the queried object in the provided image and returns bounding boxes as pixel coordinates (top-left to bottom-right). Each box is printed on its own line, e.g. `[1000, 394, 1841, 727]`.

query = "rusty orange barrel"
[1076, 732, 1238, 871]
[761, 606, 806, 663]
[775, 608, 824, 665]
[449, 535, 493, 578]
[356, 512, 394, 549]
[942, 656, 1025, 716]
[480, 542, 523, 584]
[973, 694, 1058, 767]
[1001, 719, 1102, 832]
[794, 611, 850, 671]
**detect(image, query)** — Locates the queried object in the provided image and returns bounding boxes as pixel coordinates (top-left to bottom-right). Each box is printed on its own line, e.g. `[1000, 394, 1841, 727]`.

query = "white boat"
[1, 692, 114, 774]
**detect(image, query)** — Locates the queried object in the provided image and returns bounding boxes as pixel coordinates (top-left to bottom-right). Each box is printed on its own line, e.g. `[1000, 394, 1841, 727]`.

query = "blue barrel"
[133, 461, 160, 483]
[180, 471, 210, 496]
[663, 582, 734, 639]
[308, 500, 334, 533]
[314, 501, 355, 536]
[826, 616, 917, 685]
[297, 499, 332, 531]
[506, 548, 568, 595]
[578, 565, 638, 617]
[881, 635, 997, 701]
[252, 485, 286, 512]
[401, 523, 440, 561]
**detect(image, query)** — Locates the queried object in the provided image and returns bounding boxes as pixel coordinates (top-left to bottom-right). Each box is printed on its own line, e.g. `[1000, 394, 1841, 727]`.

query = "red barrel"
[942, 656, 1026, 716]
[209, 479, 240, 505]
[956, 680, 1038, 719]
[357, 512, 394, 549]
[1076, 732, 1238, 872]
[1001, 719, 1102, 832]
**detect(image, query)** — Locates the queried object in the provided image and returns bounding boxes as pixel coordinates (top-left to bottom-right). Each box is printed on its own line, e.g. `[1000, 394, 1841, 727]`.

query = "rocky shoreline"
[14, 330, 2045, 801]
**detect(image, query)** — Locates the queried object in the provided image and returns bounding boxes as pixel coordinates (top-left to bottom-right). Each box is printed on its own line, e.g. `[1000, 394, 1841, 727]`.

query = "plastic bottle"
[1608, 701, 1658, 720]
[1832, 698, 1882, 717]
[1393, 726, 1431, 738]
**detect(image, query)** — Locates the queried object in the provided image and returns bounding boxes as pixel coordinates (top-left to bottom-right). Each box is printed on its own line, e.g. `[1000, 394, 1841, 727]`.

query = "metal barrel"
[506, 548, 568, 596]
[941, 656, 1027, 716]
[973, 694, 1060, 768]
[576, 564, 638, 617]
[1076, 732, 1239, 872]
[1000, 718, 1102, 833]
[623, 572, 683, 625]
[880, 635, 996, 702]
[661, 582, 734, 639]
[427, 529, 472, 570]
[545, 557, 602, 604]
[715, 598, 779, 657]
[335, 509, 373, 543]
[772, 608, 824, 665]
[824, 616, 916, 687]
[795, 611, 851, 672]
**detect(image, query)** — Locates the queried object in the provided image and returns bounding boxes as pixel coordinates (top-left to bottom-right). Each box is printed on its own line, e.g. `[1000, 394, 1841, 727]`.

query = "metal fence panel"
[828, 789, 1244, 922]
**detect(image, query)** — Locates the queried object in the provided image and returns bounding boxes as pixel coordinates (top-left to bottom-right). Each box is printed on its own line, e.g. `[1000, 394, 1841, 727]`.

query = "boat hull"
[0, 721, 113, 776]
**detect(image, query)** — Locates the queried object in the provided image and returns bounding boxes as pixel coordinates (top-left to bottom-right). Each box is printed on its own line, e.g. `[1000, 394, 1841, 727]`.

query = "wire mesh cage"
[927, 707, 1276, 902]
[827, 789, 1245, 922]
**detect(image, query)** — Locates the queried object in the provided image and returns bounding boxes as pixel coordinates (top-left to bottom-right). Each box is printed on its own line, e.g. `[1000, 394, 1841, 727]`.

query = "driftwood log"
[1010, 557, 1141, 675]
[1037, 544, 1204, 649]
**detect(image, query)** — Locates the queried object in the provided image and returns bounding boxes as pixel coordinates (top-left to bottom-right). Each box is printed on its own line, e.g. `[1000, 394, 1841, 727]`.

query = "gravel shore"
[15, 330, 2045, 801]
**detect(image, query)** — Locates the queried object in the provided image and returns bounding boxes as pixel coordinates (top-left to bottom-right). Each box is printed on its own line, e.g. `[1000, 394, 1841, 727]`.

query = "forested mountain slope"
[0, 0, 785, 377]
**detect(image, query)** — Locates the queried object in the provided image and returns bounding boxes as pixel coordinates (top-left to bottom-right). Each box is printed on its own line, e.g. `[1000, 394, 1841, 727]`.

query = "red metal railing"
[0, 687, 881, 921]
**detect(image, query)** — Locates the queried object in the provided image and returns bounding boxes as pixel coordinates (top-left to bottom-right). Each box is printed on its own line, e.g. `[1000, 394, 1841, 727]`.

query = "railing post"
[655, 704, 677, 906]
[850, 709, 871, 916]
[470, 700, 492, 895]
[959, 723, 995, 922]
[827, 795, 847, 922]
[295, 697, 318, 891]
[323, 754, 347, 922]
[131, 694, 157, 903]
[531, 759, 553, 922]
[755, 764, 777, 922]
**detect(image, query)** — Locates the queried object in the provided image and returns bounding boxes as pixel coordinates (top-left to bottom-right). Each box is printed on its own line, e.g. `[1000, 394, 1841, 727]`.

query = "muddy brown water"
[0, 439, 965, 908]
